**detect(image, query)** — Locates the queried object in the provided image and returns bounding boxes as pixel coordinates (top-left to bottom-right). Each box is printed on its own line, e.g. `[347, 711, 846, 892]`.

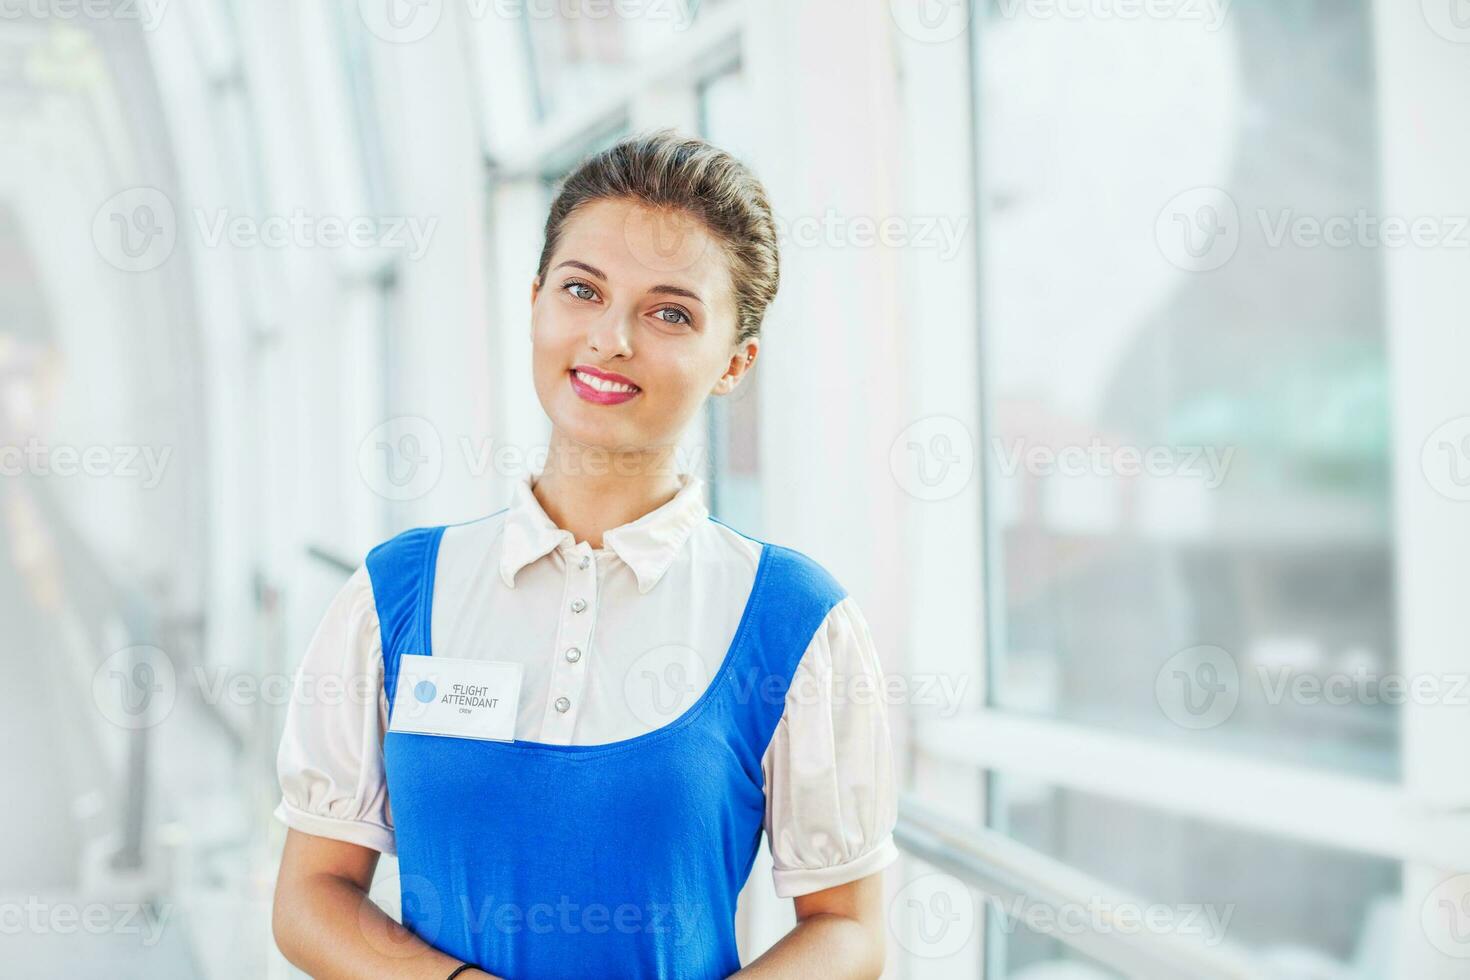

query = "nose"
[585, 305, 634, 359]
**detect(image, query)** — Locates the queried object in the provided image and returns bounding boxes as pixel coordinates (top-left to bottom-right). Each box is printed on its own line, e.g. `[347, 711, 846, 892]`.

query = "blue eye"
[656, 307, 692, 326]
[564, 280, 597, 301]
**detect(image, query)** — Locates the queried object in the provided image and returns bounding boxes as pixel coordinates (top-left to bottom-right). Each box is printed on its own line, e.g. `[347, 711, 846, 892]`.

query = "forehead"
[553, 198, 731, 300]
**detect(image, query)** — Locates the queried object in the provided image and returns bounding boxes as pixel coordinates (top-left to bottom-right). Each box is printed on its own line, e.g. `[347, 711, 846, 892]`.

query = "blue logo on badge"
[414, 680, 437, 703]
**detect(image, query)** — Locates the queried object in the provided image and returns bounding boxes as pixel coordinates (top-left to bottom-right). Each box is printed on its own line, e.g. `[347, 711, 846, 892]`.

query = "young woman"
[271, 130, 898, 979]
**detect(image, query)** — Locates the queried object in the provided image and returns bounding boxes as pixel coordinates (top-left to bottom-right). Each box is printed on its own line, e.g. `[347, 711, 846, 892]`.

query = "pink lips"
[568, 367, 641, 405]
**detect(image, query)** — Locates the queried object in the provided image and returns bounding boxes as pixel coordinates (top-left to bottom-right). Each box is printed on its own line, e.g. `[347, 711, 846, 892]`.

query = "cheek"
[644, 354, 721, 407]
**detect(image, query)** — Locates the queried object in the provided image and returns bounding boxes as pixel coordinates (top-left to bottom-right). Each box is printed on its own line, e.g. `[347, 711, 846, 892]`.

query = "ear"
[529, 276, 540, 342]
[713, 338, 759, 396]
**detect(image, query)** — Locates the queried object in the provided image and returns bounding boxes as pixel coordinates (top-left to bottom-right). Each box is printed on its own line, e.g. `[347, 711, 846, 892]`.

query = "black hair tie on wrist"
[446, 964, 475, 980]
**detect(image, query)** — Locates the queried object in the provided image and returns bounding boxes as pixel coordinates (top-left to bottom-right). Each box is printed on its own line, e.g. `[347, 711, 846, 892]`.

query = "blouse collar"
[499, 468, 710, 595]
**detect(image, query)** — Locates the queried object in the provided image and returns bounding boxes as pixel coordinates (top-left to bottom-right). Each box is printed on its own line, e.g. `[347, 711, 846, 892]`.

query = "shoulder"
[364, 524, 443, 581]
[707, 517, 850, 609]
[364, 509, 509, 582]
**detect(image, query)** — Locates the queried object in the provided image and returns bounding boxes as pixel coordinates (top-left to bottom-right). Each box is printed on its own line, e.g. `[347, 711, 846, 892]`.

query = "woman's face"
[530, 197, 755, 459]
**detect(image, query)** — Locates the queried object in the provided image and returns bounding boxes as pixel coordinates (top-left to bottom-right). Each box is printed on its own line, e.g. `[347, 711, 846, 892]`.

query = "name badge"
[389, 654, 522, 742]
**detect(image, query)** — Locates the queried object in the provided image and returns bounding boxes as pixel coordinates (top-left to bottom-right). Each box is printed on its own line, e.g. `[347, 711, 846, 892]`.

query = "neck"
[532, 435, 686, 550]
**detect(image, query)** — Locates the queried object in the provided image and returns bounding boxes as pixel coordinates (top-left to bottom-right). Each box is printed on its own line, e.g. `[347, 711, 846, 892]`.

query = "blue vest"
[367, 518, 847, 979]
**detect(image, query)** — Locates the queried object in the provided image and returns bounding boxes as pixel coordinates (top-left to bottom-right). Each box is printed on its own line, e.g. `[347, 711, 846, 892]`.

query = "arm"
[271, 568, 496, 978]
[272, 828, 500, 980]
[731, 872, 887, 979]
[739, 593, 899, 978]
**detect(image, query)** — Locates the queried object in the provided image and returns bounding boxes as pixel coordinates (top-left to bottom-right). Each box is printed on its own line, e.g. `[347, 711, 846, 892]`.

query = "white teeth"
[575, 370, 638, 394]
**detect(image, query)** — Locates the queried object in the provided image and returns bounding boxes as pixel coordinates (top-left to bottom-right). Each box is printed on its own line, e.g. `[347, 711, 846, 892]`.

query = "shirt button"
[579, 556, 590, 570]
[554, 696, 571, 713]
[571, 598, 587, 613]
[565, 647, 582, 663]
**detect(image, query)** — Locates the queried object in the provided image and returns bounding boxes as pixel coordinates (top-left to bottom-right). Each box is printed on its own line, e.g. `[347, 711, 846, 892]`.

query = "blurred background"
[2, 0, 1469, 977]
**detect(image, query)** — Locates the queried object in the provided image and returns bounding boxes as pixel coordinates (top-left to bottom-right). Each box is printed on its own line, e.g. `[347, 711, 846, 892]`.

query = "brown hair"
[535, 128, 779, 347]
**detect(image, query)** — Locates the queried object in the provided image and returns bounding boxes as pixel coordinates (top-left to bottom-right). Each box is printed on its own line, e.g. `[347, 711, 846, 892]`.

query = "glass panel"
[990, 776, 1400, 978]
[519, 0, 727, 123]
[974, 0, 1396, 776]
[697, 67, 762, 531]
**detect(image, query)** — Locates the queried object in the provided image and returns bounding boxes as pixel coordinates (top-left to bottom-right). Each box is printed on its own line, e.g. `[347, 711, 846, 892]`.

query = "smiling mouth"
[568, 368, 642, 403]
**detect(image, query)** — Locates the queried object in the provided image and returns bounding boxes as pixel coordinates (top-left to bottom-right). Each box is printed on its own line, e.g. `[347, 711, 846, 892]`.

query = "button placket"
[544, 545, 596, 742]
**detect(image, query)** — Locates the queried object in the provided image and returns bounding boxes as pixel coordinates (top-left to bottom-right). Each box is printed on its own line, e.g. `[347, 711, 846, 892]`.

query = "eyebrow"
[551, 259, 705, 306]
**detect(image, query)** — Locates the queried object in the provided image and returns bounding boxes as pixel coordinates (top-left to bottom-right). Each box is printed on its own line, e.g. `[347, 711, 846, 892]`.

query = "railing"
[894, 796, 1266, 980]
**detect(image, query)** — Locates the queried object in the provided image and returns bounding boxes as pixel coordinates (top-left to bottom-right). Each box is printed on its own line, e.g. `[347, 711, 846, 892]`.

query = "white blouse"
[273, 469, 899, 898]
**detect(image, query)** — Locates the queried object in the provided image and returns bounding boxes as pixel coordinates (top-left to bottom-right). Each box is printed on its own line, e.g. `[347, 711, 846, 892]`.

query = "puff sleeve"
[760, 594, 900, 898]
[272, 565, 396, 854]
